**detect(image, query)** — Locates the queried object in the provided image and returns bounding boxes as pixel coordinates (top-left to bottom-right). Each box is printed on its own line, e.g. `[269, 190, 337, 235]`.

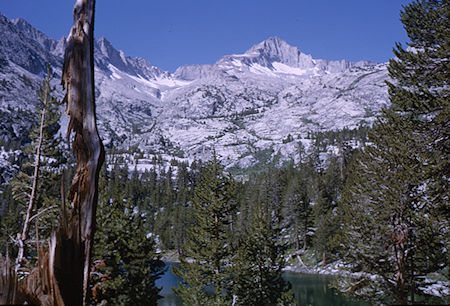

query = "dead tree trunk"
[0, 1, 103, 305]
[0, 255, 19, 305]
[60, 0, 104, 304]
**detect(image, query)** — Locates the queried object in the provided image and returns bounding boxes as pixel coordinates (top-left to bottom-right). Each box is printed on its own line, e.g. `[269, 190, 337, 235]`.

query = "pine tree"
[281, 166, 312, 252]
[338, 1, 449, 303]
[154, 165, 177, 250]
[173, 154, 237, 305]
[0, 185, 20, 255]
[312, 156, 342, 266]
[387, 0, 449, 219]
[173, 162, 192, 255]
[232, 204, 294, 305]
[4, 65, 65, 262]
[92, 164, 165, 305]
[339, 113, 447, 304]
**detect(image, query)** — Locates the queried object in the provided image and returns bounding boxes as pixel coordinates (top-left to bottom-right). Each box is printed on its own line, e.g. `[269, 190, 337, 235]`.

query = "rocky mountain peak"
[94, 37, 169, 80]
[97, 37, 117, 58]
[0, 13, 62, 74]
[247, 37, 300, 59]
[215, 37, 315, 72]
[12, 17, 59, 53]
[236, 37, 377, 73]
[0, 13, 389, 171]
[12, 17, 33, 31]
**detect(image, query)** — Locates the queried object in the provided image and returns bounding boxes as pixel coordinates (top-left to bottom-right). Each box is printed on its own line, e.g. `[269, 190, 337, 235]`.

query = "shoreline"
[159, 256, 449, 299]
[160, 251, 340, 276]
[161, 251, 448, 299]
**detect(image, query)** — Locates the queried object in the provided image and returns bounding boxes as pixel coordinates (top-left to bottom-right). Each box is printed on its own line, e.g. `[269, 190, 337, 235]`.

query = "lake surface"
[156, 263, 371, 306]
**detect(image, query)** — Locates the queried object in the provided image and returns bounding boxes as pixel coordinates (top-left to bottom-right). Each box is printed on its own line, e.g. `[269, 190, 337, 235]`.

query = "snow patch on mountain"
[0, 13, 390, 172]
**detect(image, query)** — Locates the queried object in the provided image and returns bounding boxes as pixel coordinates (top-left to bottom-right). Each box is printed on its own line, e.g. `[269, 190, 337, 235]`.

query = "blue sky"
[1, 0, 413, 72]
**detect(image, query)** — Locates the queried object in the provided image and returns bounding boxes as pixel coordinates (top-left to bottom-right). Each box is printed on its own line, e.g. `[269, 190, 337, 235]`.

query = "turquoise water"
[156, 263, 371, 306]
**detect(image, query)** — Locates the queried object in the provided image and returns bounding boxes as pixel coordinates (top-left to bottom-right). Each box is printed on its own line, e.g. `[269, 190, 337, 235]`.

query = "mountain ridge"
[0, 12, 390, 173]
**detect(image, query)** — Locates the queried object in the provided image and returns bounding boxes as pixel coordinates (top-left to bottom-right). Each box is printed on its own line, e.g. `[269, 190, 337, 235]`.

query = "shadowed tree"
[338, 1, 449, 304]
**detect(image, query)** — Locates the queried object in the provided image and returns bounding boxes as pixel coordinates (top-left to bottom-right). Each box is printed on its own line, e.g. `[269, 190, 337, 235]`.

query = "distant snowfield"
[272, 62, 313, 76]
[0, 14, 390, 170]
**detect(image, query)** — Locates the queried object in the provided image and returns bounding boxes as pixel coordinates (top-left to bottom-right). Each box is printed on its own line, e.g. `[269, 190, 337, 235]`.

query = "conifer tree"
[92, 164, 165, 305]
[0, 186, 20, 255]
[173, 162, 192, 255]
[232, 204, 294, 305]
[313, 156, 342, 266]
[154, 166, 176, 250]
[281, 166, 311, 251]
[387, 0, 449, 217]
[4, 65, 65, 262]
[338, 1, 449, 303]
[173, 154, 237, 305]
[339, 112, 447, 304]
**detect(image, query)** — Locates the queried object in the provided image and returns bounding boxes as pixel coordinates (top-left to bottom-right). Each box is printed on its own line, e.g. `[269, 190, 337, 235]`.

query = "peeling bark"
[0, 249, 64, 305]
[60, 0, 104, 304]
[0, 1, 103, 305]
[0, 255, 19, 305]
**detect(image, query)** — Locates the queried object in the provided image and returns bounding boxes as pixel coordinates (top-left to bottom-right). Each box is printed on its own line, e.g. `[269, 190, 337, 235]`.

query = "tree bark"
[0, 255, 19, 305]
[0, 2, 103, 304]
[294, 222, 300, 250]
[60, 0, 104, 304]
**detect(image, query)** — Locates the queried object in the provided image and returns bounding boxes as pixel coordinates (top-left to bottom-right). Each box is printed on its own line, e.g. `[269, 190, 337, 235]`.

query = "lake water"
[156, 263, 371, 306]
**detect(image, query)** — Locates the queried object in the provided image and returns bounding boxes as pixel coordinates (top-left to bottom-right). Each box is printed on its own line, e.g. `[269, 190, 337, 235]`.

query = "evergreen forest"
[0, 0, 448, 305]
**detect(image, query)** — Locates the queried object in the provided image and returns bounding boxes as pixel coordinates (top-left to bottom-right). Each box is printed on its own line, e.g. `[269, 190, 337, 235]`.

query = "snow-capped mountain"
[215, 36, 371, 74]
[0, 13, 390, 173]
